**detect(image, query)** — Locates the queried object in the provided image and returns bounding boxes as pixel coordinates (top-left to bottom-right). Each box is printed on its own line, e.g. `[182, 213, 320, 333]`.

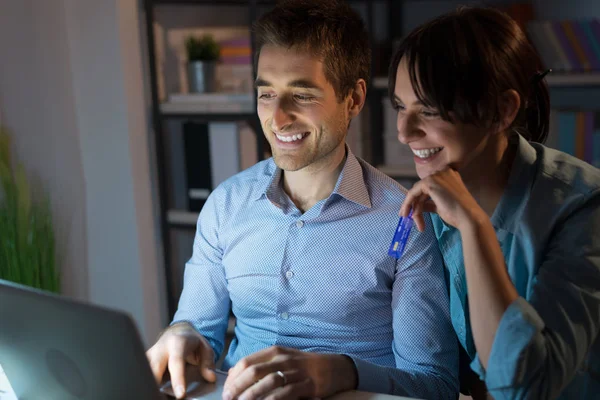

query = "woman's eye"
[422, 110, 440, 118]
[393, 103, 405, 111]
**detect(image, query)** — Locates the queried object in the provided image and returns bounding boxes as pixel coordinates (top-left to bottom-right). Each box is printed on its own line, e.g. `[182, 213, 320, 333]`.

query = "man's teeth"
[412, 147, 443, 158]
[276, 133, 307, 142]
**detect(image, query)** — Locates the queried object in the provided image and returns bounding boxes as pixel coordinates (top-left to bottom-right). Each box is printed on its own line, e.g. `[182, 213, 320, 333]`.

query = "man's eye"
[393, 103, 405, 111]
[259, 93, 274, 99]
[294, 94, 315, 101]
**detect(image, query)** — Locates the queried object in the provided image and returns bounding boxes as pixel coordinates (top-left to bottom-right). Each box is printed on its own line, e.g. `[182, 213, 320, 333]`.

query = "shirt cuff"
[350, 356, 391, 393]
[470, 297, 544, 389]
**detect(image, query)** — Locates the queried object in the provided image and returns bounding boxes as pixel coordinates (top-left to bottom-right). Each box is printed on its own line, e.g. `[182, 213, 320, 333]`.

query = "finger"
[238, 370, 305, 400]
[224, 360, 287, 400]
[262, 378, 314, 400]
[227, 346, 282, 384]
[421, 199, 437, 215]
[194, 340, 216, 383]
[399, 181, 428, 216]
[146, 347, 168, 384]
[168, 353, 188, 399]
[411, 193, 430, 232]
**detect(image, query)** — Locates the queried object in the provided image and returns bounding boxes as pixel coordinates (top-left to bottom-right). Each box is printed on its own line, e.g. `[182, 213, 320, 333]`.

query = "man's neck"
[282, 145, 347, 213]
[461, 134, 515, 218]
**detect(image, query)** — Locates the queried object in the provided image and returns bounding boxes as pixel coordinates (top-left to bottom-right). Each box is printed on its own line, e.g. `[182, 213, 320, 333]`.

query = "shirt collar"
[254, 145, 372, 209]
[490, 133, 537, 231]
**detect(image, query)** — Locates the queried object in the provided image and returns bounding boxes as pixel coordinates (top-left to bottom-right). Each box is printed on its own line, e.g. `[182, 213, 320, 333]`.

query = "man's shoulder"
[356, 158, 409, 202]
[213, 158, 274, 195]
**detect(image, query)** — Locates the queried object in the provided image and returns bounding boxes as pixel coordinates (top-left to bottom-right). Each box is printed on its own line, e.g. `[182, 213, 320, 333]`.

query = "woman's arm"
[401, 169, 600, 399]
[458, 211, 518, 368]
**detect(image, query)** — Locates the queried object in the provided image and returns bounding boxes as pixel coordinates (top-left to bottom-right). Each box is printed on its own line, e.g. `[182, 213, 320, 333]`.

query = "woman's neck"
[461, 134, 516, 217]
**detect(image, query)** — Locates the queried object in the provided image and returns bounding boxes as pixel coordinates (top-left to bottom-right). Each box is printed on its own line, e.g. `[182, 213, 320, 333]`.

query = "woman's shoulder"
[530, 143, 600, 198]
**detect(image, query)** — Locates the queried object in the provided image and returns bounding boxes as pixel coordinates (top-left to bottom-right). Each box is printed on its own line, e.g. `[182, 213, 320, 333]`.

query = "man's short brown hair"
[254, 0, 371, 102]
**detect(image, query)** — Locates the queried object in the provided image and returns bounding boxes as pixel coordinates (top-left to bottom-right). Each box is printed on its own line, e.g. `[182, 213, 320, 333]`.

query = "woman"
[390, 6, 600, 400]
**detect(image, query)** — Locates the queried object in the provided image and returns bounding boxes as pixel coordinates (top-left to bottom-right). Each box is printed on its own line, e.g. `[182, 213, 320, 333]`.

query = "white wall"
[0, 0, 167, 346]
[0, 0, 89, 301]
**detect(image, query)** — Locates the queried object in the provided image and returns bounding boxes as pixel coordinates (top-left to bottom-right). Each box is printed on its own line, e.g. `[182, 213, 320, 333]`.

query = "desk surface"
[0, 365, 17, 400]
[1, 363, 421, 400]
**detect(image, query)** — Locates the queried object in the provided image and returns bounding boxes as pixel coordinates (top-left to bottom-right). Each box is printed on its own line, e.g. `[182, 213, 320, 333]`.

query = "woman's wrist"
[456, 206, 490, 234]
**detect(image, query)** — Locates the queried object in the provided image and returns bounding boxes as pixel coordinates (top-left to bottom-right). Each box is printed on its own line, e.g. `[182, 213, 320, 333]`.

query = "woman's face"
[393, 58, 491, 179]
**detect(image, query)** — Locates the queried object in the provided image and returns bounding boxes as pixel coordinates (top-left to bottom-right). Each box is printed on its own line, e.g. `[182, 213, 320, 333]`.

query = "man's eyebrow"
[255, 78, 271, 88]
[254, 78, 324, 91]
[288, 79, 323, 90]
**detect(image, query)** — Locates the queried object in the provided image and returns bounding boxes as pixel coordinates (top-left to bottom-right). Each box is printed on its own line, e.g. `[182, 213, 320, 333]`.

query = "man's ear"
[347, 79, 367, 119]
[498, 89, 521, 132]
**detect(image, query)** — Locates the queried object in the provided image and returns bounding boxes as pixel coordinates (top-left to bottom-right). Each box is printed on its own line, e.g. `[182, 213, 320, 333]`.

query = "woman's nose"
[396, 112, 422, 144]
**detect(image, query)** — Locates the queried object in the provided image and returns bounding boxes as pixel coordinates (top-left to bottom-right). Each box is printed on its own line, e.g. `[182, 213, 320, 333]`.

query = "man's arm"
[171, 189, 232, 361]
[350, 212, 459, 399]
[147, 189, 231, 399]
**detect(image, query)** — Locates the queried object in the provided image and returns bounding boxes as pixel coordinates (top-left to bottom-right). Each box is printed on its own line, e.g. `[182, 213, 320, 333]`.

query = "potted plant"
[0, 126, 59, 293]
[185, 34, 220, 93]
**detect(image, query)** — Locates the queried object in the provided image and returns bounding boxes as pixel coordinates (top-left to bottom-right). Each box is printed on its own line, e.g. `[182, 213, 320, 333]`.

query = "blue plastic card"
[388, 209, 414, 259]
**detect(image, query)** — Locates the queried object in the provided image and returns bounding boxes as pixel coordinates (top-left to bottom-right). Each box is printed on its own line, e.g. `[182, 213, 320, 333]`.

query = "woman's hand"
[399, 168, 485, 232]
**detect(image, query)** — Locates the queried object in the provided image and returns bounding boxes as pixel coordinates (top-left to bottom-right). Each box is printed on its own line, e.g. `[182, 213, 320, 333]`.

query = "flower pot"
[188, 61, 217, 93]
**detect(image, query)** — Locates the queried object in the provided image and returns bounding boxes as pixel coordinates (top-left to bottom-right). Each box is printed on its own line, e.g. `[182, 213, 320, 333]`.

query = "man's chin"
[273, 155, 309, 172]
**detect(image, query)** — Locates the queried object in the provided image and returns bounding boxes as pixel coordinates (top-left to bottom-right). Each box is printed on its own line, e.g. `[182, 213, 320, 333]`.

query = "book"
[553, 21, 583, 71]
[571, 21, 600, 71]
[183, 122, 213, 212]
[542, 21, 571, 72]
[561, 21, 592, 72]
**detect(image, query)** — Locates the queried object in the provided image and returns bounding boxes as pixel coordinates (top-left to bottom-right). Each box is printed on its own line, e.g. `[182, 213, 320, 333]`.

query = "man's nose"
[271, 99, 294, 132]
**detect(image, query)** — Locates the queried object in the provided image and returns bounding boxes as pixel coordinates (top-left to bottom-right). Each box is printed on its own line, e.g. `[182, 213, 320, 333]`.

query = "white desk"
[0, 365, 17, 400]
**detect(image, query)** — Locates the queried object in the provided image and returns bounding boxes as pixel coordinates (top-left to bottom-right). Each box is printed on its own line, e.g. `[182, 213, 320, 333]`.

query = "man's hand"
[146, 322, 216, 399]
[223, 346, 357, 400]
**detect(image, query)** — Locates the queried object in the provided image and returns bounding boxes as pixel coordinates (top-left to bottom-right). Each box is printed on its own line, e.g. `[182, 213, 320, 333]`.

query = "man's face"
[256, 45, 349, 172]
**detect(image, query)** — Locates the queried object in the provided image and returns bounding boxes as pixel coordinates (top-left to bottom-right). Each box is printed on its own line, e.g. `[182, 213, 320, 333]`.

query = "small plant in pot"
[185, 34, 220, 93]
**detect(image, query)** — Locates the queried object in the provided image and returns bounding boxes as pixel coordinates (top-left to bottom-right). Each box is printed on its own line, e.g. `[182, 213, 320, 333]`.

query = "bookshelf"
[144, 0, 600, 316]
[373, 72, 600, 90]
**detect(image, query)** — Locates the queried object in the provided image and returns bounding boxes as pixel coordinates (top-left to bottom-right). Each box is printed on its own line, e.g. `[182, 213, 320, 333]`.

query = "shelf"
[377, 164, 419, 179]
[167, 210, 199, 228]
[152, 0, 275, 5]
[545, 72, 600, 87]
[152, 0, 371, 5]
[372, 72, 600, 92]
[372, 76, 389, 91]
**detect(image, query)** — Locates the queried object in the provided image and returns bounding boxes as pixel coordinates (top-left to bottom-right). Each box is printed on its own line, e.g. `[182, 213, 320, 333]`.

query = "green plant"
[185, 34, 220, 62]
[0, 126, 59, 293]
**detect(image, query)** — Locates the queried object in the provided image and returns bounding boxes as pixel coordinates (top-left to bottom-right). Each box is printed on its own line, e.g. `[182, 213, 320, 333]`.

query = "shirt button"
[279, 312, 289, 320]
[296, 220, 304, 228]
[285, 270, 294, 279]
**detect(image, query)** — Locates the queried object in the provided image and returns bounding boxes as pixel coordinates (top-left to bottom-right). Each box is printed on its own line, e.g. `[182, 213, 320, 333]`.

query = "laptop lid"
[0, 279, 165, 400]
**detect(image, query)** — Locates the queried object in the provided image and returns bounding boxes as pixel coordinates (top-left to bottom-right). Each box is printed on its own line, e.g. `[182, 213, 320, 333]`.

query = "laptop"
[0, 279, 225, 400]
[0, 280, 421, 400]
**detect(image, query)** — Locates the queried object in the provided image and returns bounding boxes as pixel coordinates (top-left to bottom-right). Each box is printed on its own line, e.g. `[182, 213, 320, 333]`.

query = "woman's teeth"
[412, 147, 443, 158]
[276, 132, 307, 142]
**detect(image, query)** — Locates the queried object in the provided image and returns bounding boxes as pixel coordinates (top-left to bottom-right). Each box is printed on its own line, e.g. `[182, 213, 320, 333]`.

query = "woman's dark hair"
[254, 0, 371, 103]
[388, 6, 550, 144]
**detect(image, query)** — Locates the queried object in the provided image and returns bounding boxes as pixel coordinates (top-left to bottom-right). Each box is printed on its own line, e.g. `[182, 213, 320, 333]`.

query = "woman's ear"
[347, 79, 367, 119]
[499, 89, 521, 132]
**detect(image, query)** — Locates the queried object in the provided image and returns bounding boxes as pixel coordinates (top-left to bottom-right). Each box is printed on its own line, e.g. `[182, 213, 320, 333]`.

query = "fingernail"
[222, 389, 232, 400]
[175, 385, 185, 398]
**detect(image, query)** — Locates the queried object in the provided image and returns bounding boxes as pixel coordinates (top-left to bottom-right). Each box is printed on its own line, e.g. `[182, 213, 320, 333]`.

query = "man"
[147, 1, 458, 399]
